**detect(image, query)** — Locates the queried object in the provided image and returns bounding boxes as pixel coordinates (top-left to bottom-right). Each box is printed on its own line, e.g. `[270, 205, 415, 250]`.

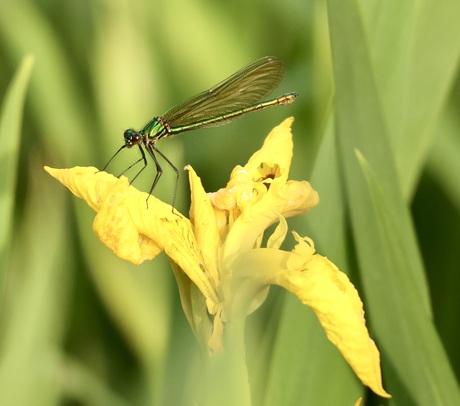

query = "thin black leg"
[100, 145, 126, 173]
[152, 144, 180, 211]
[127, 145, 148, 183]
[145, 144, 164, 201]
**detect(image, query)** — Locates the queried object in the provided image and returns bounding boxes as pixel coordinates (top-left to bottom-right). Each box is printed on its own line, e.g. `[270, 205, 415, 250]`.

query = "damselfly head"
[124, 129, 142, 147]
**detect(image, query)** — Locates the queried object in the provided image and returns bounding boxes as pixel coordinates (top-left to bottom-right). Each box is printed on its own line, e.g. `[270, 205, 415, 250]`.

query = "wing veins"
[163, 56, 285, 129]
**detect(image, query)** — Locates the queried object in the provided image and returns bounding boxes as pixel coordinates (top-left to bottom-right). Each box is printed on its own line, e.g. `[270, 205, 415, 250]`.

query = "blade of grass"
[59, 355, 132, 406]
[0, 55, 34, 298]
[0, 1, 94, 163]
[0, 160, 72, 405]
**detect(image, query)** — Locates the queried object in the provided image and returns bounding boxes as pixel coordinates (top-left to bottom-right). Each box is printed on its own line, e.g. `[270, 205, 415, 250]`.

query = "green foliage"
[0, 0, 459, 404]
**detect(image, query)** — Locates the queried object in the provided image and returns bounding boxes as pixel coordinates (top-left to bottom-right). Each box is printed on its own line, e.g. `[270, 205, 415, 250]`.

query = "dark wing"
[163, 56, 285, 128]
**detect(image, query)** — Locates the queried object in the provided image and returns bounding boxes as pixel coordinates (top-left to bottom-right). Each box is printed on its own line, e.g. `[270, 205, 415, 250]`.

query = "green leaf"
[0, 131, 72, 406]
[328, 0, 460, 403]
[361, 0, 460, 199]
[355, 150, 459, 403]
[427, 104, 460, 209]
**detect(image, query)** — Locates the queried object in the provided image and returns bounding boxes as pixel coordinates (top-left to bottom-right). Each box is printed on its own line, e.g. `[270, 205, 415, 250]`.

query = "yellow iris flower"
[45, 118, 390, 398]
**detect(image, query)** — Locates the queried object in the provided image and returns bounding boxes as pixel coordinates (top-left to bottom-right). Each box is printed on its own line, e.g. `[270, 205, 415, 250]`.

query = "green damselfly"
[103, 56, 298, 205]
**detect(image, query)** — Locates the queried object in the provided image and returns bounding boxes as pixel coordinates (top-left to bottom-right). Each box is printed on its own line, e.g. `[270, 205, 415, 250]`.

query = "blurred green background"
[1, 0, 459, 405]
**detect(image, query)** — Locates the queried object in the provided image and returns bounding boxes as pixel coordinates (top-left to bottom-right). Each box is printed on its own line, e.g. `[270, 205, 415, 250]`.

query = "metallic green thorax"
[142, 117, 170, 140]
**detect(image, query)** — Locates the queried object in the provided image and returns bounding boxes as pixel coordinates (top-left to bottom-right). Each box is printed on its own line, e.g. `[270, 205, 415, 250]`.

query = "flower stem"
[204, 316, 251, 406]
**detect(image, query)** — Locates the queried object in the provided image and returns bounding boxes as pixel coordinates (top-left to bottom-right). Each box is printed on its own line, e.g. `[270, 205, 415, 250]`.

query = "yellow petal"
[232, 234, 391, 398]
[243, 118, 319, 217]
[244, 117, 294, 183]
[220, 178, 318, 266]
[186, 165, 221, 290]
[208, 119, 319, 264]
[93, 180, 163, 263]
[45, 166, 221, 315]
[45, 166, 118, 212]
[266, 213, 288, 249]
[283, 234, 391, 398]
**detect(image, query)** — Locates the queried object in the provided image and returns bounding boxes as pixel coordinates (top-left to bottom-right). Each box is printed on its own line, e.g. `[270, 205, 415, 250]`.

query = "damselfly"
[103, 56, 298, 206]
